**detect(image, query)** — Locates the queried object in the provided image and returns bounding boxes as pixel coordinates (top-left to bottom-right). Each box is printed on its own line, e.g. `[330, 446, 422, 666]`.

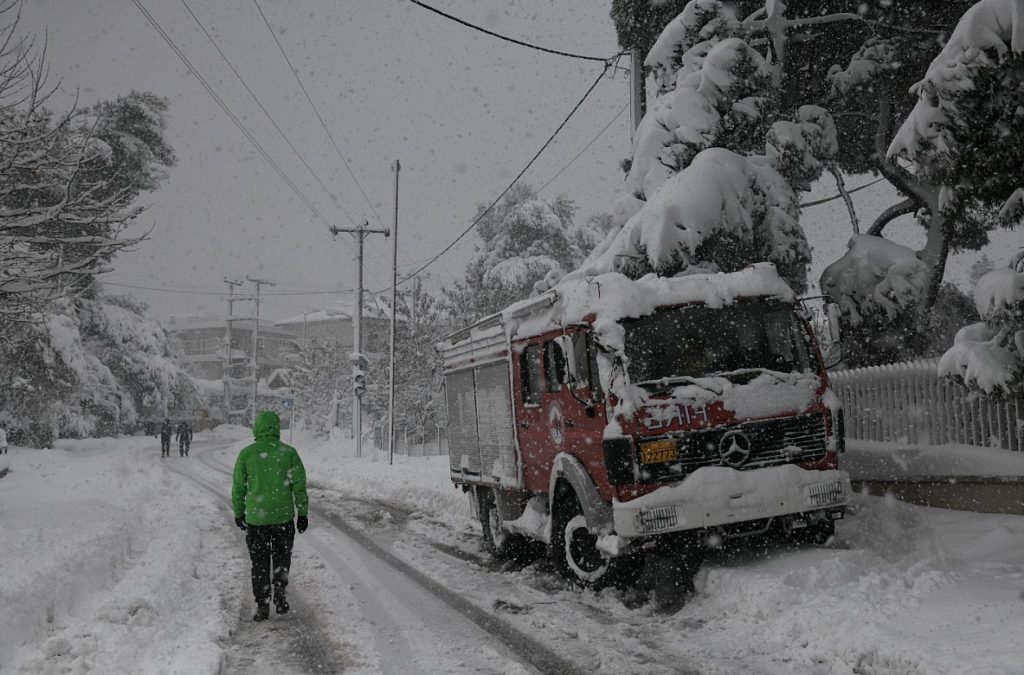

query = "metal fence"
[372, 423, 450, 456]
[830, 358, 1024, 452]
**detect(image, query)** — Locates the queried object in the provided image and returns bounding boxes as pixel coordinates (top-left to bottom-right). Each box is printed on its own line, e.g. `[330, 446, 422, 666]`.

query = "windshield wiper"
[635, 375, 724, 396]
[709, 368, 798, 384]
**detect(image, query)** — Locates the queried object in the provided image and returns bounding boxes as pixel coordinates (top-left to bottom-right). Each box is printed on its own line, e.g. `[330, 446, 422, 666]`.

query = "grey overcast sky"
[21, 0, 1011, 321]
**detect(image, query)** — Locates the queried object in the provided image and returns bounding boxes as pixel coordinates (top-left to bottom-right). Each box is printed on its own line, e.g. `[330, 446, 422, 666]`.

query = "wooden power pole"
[329, 221, 389, 456]
[246, 276, 275, 424]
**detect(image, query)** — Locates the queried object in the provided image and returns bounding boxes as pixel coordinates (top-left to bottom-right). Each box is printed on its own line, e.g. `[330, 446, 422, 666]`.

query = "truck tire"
[794, 519, 835, 545]
[551, 490, 642, 590]
[478, 488, 527, 560]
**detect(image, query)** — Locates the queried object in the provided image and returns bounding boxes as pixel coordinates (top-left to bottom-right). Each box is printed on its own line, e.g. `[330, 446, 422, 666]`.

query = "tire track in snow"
[193, 442, 585, 675]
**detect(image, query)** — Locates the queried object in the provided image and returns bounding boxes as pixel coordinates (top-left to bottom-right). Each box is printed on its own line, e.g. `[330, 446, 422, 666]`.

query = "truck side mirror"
[823, 302, 843, 369]
[554, 335, 577, 385]
[826, 302, 842, 344]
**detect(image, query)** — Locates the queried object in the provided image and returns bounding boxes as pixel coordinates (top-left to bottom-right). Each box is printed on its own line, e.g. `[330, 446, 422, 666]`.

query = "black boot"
[273, 588, 289, 615]
[253, 601, 270, 622]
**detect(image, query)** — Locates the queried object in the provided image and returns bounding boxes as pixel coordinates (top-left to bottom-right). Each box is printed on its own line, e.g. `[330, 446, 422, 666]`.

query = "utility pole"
[388, 160, 400, 466]
[630, 47, 645, 140]
[329, 221, 389, 456]
[223, 278, 244, 423]
[246, 276, 276, 424]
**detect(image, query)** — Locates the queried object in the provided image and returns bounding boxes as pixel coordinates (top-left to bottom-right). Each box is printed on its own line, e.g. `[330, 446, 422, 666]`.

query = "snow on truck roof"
[440, 263, 795, 353]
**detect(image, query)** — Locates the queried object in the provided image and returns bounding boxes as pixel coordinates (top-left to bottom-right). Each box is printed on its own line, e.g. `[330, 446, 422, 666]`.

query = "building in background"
[275, 296, 389, 354]
[165, 312, 299, 421]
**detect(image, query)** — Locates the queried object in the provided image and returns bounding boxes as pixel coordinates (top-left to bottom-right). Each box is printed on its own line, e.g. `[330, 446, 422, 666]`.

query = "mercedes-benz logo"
[718, 430, 752, 468]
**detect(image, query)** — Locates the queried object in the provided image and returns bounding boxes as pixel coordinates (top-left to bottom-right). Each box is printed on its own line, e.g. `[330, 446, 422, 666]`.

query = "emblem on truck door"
[548, 402, 565, 447]
[718, 430, 752, 468]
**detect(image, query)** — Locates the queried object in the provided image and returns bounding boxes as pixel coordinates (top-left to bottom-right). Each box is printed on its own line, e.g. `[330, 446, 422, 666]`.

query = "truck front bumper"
[612, 465, 850, 539]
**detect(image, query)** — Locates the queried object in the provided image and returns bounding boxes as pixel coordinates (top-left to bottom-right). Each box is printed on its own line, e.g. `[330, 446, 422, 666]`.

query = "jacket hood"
[252, 410, 281, 440]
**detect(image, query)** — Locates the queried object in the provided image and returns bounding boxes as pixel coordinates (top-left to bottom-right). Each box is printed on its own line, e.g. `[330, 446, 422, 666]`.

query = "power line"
[387, 63, 613, 289]
[537, 102, 628, 195]
[101, 280, 353, 297]
[179, 0, 358, 227]
[251, 0, 385, 233]
[405, 0, 613, 63]
[799, 177, 886, 208]
[130, 0, 340, 236]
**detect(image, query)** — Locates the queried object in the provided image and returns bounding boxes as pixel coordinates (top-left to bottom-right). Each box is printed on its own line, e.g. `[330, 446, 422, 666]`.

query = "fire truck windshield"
[622, 300, 816, 386]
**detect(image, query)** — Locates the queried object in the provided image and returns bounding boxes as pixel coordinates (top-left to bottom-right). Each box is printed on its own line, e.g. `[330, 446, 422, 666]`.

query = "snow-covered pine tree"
[289, 338, 352, 437]
[364, 281, 448, 445]
[880, 0, 1024, 393]
[611, 1, 985, 365]
[575, 0, 838, 291]
[445, 183, 602, 324]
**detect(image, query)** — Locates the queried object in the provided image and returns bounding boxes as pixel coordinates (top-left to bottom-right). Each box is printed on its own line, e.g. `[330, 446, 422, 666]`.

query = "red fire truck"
[439, 263, 849, 588]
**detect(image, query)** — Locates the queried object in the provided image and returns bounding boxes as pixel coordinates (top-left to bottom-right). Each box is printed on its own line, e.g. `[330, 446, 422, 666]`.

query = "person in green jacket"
[231, 410, 309, 621]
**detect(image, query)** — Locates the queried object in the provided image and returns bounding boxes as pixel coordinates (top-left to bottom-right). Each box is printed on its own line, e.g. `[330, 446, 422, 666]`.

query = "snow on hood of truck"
[635, 371, 820, 425]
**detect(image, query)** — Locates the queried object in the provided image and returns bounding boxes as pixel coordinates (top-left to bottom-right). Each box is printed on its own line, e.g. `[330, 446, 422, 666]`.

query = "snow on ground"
[0, 434, 242, 674]
[299, 432, 1024, 674]
[3, 427, 1023, 673]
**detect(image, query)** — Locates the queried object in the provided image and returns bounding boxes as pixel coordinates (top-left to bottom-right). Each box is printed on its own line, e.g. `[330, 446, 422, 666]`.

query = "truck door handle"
[521, 421, 530, 429]
[564, 418, 575, 428]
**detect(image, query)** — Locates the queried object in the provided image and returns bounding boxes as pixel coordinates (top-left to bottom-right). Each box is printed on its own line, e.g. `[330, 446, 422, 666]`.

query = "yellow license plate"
[639, 439, 678, 464]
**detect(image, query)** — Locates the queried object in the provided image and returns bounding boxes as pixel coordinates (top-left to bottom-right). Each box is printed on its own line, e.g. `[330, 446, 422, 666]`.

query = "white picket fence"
[830, 358, 1024, 452]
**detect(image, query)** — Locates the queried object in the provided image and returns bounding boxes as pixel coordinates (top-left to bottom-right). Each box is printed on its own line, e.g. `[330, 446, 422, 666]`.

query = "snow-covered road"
[2, 428, 1023, 674]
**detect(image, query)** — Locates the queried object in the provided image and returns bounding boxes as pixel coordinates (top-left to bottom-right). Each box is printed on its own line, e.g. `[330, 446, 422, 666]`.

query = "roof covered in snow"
[441, 263, 796, 352]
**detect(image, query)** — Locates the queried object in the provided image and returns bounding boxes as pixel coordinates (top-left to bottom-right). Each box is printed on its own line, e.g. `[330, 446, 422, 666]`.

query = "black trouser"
[245, 521, 295, 603]
[179, 439, 190, 456]
[161, 437, 170, 456]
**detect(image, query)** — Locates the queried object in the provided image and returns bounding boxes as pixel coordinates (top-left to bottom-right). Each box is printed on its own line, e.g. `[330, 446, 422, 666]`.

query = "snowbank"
[0, 436, 241, 673]
[845, 439, 1024, 480]
[300, 432, 473, 532]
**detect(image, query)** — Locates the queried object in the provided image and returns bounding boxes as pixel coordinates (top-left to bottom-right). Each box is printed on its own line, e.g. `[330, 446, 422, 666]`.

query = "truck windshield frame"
[621, 299, 816, 385]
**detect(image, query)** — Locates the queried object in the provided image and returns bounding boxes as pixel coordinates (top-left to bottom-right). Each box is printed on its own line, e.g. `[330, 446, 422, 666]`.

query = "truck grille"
[637, 414, 828, 484]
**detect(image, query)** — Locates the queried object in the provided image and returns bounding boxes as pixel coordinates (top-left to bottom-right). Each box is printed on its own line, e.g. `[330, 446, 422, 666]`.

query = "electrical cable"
[799, 177, 885, 208]
[405, 0, 613, 63]
[537, 101, 628, 195]
[130, 0, 341, 238]
[251, 0, 385, 232]
[101, 280, 353, 296]
[383, 63, 613, 290]
[179, 0, 358, 228]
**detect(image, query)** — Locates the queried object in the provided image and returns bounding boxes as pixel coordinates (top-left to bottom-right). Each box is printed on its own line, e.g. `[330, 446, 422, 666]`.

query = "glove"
[296, 515, 308, 533]
[235, 517, 247, 531]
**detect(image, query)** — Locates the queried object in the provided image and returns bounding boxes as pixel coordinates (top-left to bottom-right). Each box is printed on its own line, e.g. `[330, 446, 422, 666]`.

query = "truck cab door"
[543, 329, 608, 491]
[514, 342, 550, 491]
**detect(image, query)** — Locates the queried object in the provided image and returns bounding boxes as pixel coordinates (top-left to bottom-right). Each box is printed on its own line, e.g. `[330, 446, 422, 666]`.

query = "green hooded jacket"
[231, 411, 309, 526]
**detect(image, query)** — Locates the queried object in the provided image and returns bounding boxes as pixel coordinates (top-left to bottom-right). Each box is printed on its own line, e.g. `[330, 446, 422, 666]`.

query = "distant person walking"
[231, 410, 309, 622]
[176, 420, 192, 457]
[159, 418, 172, 458]
[0, 424, 8, 454]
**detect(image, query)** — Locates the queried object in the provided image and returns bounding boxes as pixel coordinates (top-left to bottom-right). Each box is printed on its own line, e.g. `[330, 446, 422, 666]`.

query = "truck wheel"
[795, 519, 835, 545]
[479, 488, 526, 560]
[551, 492, 642, 590]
